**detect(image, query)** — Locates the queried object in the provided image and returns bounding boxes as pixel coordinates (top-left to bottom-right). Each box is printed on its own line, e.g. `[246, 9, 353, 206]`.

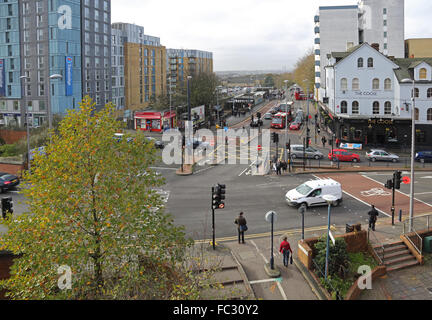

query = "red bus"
[271, 112, 288, 129]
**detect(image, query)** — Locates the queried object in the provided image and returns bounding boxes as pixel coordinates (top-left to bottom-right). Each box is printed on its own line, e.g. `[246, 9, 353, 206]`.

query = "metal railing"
[405, 227, 423, 255]
[403, 214, 432, 234]
[311, 258, 343, 300]
[367, 228, 385, 265]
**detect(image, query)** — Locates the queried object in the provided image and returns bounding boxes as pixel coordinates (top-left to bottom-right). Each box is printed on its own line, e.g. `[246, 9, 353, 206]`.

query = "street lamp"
[283, 80, 289, 161]
[169, 78, 172, 129]
[265, 211, 278, 270]
[19, 75, 31, 173]
[401, 78, 416, 232]
[303, 79, 310, 126]
[187, 75, 192, 122]
[47, 74, 63, 133]
[322, 194, 337, 281]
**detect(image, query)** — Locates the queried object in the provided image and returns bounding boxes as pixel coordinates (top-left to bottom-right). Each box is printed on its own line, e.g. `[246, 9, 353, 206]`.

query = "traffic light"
[385, 179, 394, 190]
[212, 184, 226, 210]
[286, 142, 291, 150]
[257, 112, 261, 119]
[394, 171, 402, 190]
[272, 132, 279, 143]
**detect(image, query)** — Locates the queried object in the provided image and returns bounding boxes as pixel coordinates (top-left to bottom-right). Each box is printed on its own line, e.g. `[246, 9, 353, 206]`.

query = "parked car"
[290, 145, 324, 160]
[0, 172, 20, 193]
[328, 149, 360, 162]
[366, 149, 399, 163]
[289, 122, 301, 130]
[285, 179, 342, 208]
[146, 137, 164, 149]
[415, 151, 432, 162]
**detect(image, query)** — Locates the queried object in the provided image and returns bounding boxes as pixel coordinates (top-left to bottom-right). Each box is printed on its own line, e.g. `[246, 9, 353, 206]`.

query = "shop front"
[134, 111, 176, 132]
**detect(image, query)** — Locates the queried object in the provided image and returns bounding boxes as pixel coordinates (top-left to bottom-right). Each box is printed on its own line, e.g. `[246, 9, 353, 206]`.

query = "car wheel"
[371, 158, 376, 162]
[352, 158, 358, 163]
[300, 203, 308, 209]
[291, 154, 297, 159]
[332, 199, 341, 207]
[332, 157, 338, 162]
[392, 158, 398, 163]
[314, 155, 320, 160]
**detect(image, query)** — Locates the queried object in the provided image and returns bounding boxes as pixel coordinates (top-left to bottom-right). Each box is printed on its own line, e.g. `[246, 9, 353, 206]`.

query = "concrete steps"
[374, 241, 420, 272]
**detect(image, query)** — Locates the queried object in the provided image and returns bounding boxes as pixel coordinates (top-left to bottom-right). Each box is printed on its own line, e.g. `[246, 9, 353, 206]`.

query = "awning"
[135, 114, 161, 120]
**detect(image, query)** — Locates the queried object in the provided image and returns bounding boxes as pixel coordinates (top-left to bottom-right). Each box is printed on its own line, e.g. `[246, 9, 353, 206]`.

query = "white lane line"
[361, 174, 432, 208]
[250, 240, 287, 300]
[249, 278, 281, 285]
[239, 159, 257, 177]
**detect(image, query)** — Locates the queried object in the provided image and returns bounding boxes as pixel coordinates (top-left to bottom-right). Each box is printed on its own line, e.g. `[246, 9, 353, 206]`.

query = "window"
[368, 58, 374, 68]
[352, 101, 359, 114]
[428, 88, 432, 98]
[352, 78, 359, 90]
[383, 8, 387, 14]
[419, 68, 427, 80]
[373, 101, 380, 114]
[384, 78, 392, 90]
[415, 108, 419, 120]
[412, 88, 419, 98]
[341, 101, 348, 114]
[372, 78, 380, 90]
[384, 101, 391, 115]
[341, 78, 348, 90]
[428, 108, 432, 121]
[416, 130, 426, 143]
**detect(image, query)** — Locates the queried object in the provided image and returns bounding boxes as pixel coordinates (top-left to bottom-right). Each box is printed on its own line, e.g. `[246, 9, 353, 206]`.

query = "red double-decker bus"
[271, 112, 287, 129]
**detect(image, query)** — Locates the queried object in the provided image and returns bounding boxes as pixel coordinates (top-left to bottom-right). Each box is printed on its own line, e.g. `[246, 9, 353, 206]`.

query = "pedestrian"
[321, 136, 327, 148]
[335, 138, 340, 147]
[281, 160, 287, 173]
[234, 212, 247, 244]
[273, 161, 277, 173]
[368, 205, 379, 231]
[276, 160, 282, 175]
[279, 236, 292, 267]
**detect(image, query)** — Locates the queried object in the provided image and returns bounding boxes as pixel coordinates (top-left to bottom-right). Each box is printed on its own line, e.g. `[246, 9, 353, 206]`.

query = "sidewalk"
[198, 216, 432, 300]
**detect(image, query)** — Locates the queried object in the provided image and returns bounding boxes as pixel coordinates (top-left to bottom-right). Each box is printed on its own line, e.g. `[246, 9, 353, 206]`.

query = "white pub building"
[321, 42, 432, 148]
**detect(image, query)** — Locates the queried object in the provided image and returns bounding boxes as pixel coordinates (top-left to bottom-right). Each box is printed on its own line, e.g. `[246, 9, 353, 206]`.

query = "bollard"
[399, 209, 402, 222]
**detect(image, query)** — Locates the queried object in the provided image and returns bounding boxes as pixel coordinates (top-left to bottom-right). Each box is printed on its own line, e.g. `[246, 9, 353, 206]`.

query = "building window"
[419, 68, 427, 80]
[340, 101, 348, 114]
[340, 78, 348, 90]
[415, 108, 419, 120]
[384, 78, 392, 90]
[427, 88, 432, 98]
[372, 78, 380, 90]
[427, 108, 432, 121]
[352, 78, 359, 90]
[373, 101, 380, 114]
[416, 130, 426, 143]
[352, 101, 359, 114]
[412, 88, 419, 98]
[368, 58, 374, 68]
[384, 101, 391, 115]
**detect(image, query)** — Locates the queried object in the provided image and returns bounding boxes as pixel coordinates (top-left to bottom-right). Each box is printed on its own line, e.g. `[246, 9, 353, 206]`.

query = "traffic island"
[264, 262, 281, 278]
[176, 164, 193, 176]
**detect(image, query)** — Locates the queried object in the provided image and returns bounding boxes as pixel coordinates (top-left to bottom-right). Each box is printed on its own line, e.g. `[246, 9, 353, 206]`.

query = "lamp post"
[323, 194, 337, 281]
[303, 79, 310, 127]
[169, 77, 172, 129]
[265, 211, 278, 270]
[284, 80, 289, 161]
[47, 74, 63, 140]
[187, 75, 192, 122]
[19, 75, 31, 173]
[401, 78, 416, 232]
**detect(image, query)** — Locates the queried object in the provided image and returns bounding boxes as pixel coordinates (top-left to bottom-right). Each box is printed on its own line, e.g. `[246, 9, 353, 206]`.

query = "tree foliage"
[0, 96, 200, 300]
[292, 48, 315, 93]
[314, 235, 349, 279]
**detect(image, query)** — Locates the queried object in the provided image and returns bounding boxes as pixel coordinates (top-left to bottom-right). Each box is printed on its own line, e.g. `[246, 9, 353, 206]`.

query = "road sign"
[402, 176, 411, 184]
[265, 211, 277, 223]
[257, 145, 262, 151]
[329, 231, 335, 245]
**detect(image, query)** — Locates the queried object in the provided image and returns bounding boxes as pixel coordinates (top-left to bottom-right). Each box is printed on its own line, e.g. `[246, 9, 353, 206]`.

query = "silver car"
[366, 149, 399, 162]
[290, 145, 324, 160]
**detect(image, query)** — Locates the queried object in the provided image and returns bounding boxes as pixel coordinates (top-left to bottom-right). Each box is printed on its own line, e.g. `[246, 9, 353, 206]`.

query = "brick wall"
[0, 251, 16, 300]
[0, 163, 25, 177]
[0, 130, 27, 145]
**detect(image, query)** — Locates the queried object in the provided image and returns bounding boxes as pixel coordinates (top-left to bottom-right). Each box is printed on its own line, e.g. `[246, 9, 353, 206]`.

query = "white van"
[285, 179, 342, 208]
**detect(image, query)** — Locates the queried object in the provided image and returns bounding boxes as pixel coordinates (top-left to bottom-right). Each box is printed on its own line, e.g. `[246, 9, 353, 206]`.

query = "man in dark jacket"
[368, 205, 379, 231]
[234, 212, 247, 244]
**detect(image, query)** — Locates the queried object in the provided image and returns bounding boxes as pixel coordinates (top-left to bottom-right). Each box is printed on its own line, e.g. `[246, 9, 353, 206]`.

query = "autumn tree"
[293, 48, 315, 93]
[0, 96, 204, 299]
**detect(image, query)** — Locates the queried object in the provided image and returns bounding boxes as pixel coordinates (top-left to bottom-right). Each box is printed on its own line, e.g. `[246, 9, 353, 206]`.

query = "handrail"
[405, 227, 423, 255]
[403, 213, 432, 235]
[368, 228, 385, 265]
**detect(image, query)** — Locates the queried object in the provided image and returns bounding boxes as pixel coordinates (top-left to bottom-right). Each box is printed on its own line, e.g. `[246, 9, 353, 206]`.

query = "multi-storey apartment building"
[314, 0, 405, 101]
[111, 23, 166, 112]
[167, 49, 213, 90]
[0, 0, 111, 127]
[405, 38, 432, 58]
[111, 27, 125, 111]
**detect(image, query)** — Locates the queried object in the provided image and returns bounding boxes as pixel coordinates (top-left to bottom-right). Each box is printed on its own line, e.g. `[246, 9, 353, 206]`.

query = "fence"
[311, 258, 343, 300]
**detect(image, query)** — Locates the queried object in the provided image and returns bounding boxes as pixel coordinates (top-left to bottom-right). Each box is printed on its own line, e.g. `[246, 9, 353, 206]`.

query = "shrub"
[0, 144, 19, 157]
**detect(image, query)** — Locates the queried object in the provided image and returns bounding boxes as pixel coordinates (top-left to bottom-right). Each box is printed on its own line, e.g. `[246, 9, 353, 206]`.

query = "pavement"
[197, 215, 432, 300]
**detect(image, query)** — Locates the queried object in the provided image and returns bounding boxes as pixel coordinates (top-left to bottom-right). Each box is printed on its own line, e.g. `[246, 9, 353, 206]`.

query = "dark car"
[415, 151, 432, 162]
[146, 137, 164, 149]
[0, 172, 19, 193]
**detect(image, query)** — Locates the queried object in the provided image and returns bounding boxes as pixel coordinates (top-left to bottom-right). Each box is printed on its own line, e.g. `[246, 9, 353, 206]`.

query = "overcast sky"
[111, 0, 432, 72]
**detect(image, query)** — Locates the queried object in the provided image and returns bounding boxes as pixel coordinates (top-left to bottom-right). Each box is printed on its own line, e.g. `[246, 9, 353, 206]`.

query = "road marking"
[239, 159, 257, 177]
[249, 278, 282, 285]
[250, 240, 287, 300]
[361, 174, 432, 208]
[414, 192, 432, 195]
[360, 188, 392, 197]
[150, 167, 177, 171]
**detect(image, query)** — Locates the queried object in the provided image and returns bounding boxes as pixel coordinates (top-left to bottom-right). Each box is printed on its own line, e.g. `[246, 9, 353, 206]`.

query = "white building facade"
[314, 0, 405, 102]
[322, 43, 432, 147]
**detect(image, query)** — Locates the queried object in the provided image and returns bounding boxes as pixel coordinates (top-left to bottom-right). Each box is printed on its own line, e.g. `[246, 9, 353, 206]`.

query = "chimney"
[371, 43, 380, 51]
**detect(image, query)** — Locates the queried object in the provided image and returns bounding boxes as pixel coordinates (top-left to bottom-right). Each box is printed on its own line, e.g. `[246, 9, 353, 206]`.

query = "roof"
[392, 58, 432, 83]
[306, 179, 341, 188]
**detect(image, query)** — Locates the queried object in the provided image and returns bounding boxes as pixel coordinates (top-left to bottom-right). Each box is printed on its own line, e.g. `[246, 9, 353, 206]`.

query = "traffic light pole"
[391, 175, 396, 226]
[211, 186, 215, 250]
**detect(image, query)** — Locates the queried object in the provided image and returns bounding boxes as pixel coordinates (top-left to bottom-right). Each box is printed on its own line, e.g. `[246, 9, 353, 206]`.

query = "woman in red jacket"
[279, 236, 292, 267]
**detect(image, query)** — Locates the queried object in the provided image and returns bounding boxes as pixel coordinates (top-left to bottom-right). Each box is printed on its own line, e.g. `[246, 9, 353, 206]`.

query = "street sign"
[265, 211, 277, 223]
[402, 176, 411, 184]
